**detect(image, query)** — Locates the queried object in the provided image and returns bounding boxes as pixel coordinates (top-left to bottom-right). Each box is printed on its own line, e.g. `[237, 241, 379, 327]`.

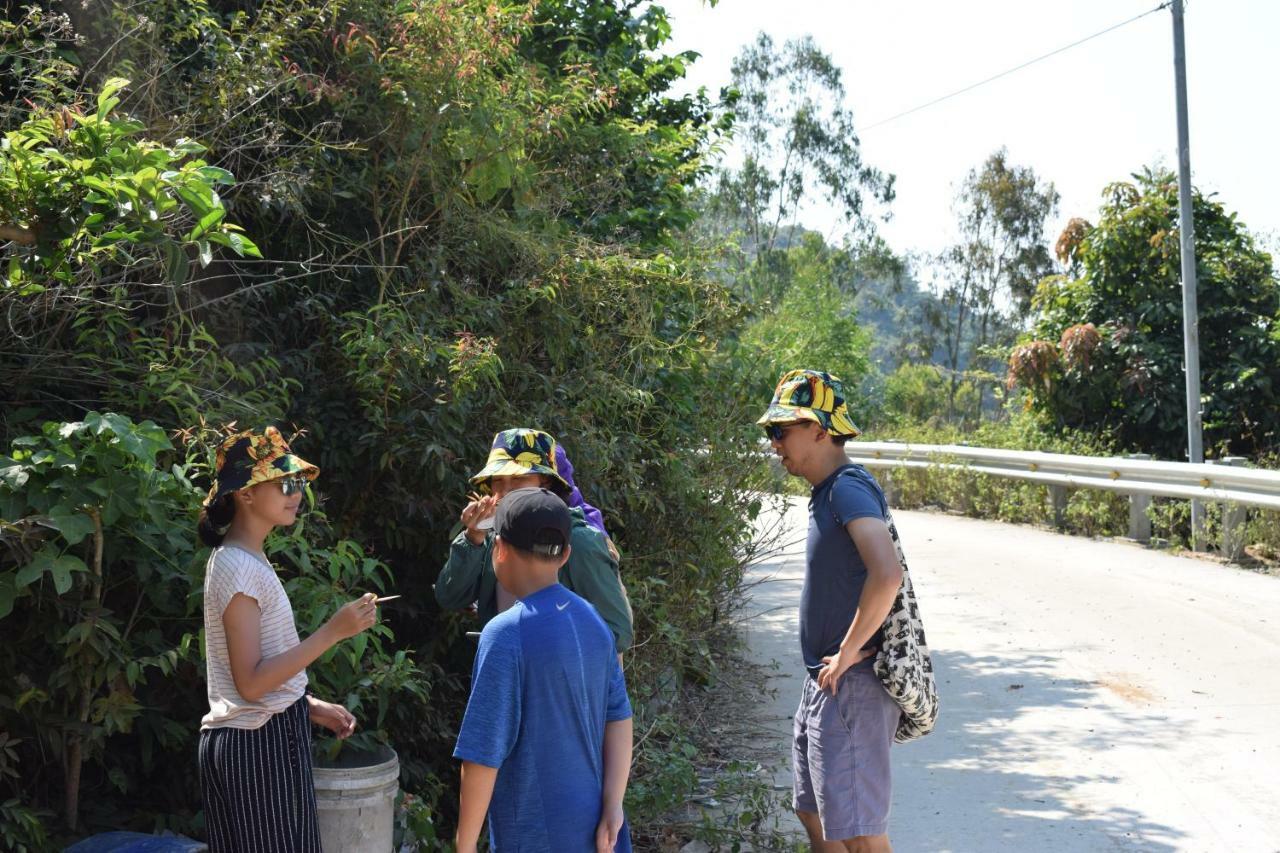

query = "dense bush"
[880, 363, 980, 427]
[0, 415, 424, 846]
[0, 416, 204, 845]
[0, 1, 768, 847]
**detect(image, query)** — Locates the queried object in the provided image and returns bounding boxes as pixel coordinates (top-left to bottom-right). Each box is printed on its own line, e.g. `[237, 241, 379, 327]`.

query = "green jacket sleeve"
[434, 533, 491, 610]
[563, 525, 634, 653]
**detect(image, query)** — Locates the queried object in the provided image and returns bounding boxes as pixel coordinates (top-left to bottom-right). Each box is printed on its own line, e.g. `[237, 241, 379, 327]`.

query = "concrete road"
[742, 498, 1280, 852]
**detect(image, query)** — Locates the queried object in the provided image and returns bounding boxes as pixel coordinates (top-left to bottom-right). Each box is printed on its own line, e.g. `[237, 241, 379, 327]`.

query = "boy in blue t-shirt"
[453, 487, 633, 853]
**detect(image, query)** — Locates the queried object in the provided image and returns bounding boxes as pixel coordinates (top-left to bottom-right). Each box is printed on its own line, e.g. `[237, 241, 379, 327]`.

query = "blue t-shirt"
[454, 583, 633, 852]
[801, 465, 887, 674]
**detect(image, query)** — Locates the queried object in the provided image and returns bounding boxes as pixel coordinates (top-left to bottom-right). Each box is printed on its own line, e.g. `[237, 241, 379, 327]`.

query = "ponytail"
[198, 494, 235, 547]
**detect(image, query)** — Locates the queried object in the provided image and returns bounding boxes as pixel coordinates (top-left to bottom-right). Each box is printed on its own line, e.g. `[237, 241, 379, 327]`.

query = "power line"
[856, 2, 1172, 134]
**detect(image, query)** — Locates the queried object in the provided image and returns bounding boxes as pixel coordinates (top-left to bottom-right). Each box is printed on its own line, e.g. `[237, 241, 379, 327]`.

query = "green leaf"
[174, 186, 211, 217]
[206, 230, 261, 258]
[15, 549, 85, 592]
[172, 138, 207, 155]
[102, 413, 168, 464]
[186, 207, 225, 241]
[96, 77, 130, 121]
[164, 241, 189, 286]
[49, 555, 87, 594]
[5, 256, 22, 288]
[196, 165, 235, 186]
[15, 556, 45, 587]
[15, 686, 47, 709]
[0, 460, 29, 490]
[82, 175, 117, 197]
[83, 412, 109, 435]
[47, 504, 96, 545]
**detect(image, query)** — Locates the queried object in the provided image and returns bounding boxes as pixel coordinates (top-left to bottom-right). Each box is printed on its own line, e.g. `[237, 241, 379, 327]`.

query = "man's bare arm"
[815, 517, 903, 694]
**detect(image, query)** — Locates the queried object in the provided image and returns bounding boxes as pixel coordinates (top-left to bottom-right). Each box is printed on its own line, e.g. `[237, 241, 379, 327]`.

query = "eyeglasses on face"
[276, 475, 310, 497]
[764, 422, 803, 441]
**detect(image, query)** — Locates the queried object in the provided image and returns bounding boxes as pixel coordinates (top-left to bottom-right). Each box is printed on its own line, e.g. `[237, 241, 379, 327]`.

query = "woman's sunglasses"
[276, 475, 310, 497]
[764, 422, 802, 441]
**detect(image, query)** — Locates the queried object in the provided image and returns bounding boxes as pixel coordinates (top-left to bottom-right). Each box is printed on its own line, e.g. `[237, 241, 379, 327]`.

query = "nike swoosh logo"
[556, 601, 569, 611]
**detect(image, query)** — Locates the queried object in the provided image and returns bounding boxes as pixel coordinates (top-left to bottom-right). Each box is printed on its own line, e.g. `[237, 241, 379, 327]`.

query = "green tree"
[515, 0, 731, 244]
[927, 148, 1059, 418]
[738, 232, 871, 396]
[0, 77, 260, 290]
[0, 415, 204, 835]
[695, 30, 890, 419]
[1010, 168, 1280, 458]
[850, 239, 941, 371]
[711, 32, 893, 298]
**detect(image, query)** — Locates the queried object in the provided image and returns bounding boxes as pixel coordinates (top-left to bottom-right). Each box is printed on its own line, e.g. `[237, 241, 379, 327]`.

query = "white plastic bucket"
[313, 745, 399, 853]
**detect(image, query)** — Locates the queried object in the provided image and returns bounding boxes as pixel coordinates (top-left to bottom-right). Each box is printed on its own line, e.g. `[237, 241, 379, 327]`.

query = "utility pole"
[1171, 0, 1204, 548]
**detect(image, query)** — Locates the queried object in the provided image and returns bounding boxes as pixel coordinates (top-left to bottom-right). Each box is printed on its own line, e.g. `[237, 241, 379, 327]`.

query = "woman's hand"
[326, 593, 377, 640]
[307, 696, 357, 739]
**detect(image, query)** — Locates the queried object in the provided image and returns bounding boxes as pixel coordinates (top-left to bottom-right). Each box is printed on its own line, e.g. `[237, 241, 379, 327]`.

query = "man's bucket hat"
[470, 428, 571, 495]
[757, 368, 862, 438]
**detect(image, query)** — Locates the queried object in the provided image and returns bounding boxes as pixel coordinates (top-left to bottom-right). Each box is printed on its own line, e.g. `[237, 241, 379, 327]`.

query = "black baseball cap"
[494, 487, 571, 557]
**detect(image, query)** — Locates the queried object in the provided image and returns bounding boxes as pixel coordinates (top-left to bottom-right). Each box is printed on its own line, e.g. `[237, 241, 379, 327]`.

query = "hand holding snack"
[327, 592, 377, 639]
[461, 491, 498, 545]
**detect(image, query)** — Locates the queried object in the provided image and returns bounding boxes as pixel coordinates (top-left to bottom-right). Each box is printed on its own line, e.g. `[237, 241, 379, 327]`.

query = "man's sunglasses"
[764, 422, 802, 441]
[276, 475, 310, 497]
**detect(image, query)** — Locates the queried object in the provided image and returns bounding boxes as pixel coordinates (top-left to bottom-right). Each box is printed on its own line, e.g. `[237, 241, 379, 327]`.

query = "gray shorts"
[793, 661, 900, 840]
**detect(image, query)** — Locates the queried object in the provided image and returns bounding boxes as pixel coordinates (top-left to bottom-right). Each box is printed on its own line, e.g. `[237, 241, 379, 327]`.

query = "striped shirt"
[201, 545, 307, 731]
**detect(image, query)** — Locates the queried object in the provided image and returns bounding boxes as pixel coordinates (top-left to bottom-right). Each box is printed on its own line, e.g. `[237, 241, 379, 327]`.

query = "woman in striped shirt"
[196, 427, 377, 852]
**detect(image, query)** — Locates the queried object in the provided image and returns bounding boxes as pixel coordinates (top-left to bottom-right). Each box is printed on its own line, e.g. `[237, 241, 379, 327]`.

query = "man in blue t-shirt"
[758, 369, 904, 853]
[452, 487, 633, 853]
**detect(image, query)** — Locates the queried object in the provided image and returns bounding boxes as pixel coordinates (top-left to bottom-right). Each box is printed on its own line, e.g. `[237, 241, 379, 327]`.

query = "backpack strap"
[826, 463, 888, 527]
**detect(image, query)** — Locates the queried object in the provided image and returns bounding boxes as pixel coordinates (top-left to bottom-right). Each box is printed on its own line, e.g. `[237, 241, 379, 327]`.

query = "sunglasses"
[764, 422, 803, 441]
[276, 475, 310, 497]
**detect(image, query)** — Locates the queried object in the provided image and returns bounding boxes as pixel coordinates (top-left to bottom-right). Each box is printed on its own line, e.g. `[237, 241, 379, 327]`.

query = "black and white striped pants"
[199, 697, 323, 852]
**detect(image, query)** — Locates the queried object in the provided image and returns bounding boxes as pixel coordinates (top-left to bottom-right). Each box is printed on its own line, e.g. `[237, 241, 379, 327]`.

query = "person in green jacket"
[434, 428, 634, 658]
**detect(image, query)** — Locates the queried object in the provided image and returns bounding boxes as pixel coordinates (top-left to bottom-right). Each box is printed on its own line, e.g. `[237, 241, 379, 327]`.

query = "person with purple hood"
[435, 428, 633, 659]
[554, 443, 621, 561]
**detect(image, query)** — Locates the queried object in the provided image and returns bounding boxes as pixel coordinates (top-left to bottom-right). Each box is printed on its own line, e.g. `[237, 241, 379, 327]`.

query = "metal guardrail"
[842, 441, 1280, 560]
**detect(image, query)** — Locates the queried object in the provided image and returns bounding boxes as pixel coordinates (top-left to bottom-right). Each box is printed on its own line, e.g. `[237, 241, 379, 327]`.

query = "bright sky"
[663, 0, 1280, 261]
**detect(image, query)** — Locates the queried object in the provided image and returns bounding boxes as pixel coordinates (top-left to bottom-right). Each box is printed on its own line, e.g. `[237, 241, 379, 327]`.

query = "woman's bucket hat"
[205, 426, 319, 506]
